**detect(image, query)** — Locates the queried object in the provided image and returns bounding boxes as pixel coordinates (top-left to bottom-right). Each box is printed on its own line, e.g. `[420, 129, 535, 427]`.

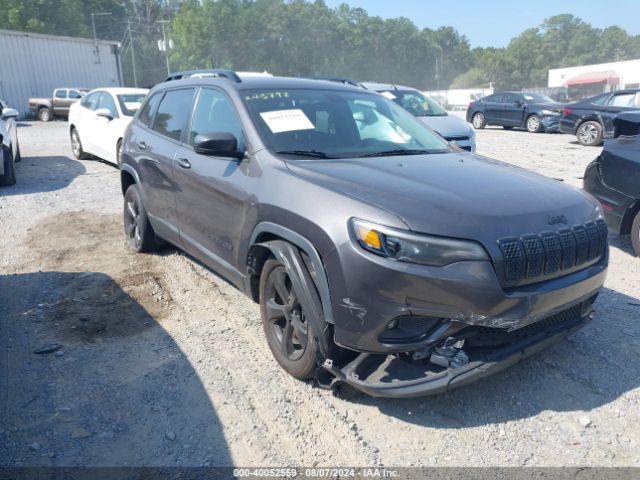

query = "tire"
[15, 141, 21, 163]
[576, 121, 603, 146]
[123, 184, 160, 253]
[631, 210, 640, 258]
[38, 107, 51, 122]
[116, 139, 123, 166]
[0, 147, 16, 186]
[502, 126, 514, 130]
[260, 257, 319, 379]
[472, 112, 486, 129]
[70, 127, 90, 160]
[526, 114, 543, 133]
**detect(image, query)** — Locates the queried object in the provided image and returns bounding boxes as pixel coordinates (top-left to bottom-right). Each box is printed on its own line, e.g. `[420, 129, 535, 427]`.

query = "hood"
[417, 114, 473, 138]
[285, 153, 598, 245]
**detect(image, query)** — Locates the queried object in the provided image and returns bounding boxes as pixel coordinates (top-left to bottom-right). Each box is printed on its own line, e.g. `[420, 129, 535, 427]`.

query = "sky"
[322, 0, 640, 48]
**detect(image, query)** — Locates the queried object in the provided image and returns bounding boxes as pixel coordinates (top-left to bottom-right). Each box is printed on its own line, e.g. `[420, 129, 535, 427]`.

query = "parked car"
[28, 88, 89, 121]
[68, 88, 148, 165]
[0, 99, 20, 186]
[584, 112, 640, 255]
[559, 89, 640, 146]
[361, 83, 476, 152]
[467, 91, 564, 133]
[120, 70, 607, 398]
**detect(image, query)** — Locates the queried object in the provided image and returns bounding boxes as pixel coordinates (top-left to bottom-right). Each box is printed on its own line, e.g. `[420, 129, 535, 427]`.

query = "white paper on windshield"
[380, 91, 397, 100]
[260, 109, 315, 133]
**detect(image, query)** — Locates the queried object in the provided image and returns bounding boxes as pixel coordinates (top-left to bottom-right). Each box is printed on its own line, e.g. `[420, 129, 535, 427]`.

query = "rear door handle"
[176, 157, 191, 169]
[137, 141, 147, 150]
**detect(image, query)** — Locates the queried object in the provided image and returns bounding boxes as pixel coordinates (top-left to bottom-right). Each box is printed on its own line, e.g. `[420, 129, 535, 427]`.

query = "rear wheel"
[0, 147, 16, 186]
[472, 112, 486, 129]
[123, 184, 160, 253]
[70, 127, 90, 160]
[526, 114, 543, 133]
[260, 258, 318, 379]
[38, 107, 51, 122]
[576, 121, 603, 146]
[631, 210, 640, 257]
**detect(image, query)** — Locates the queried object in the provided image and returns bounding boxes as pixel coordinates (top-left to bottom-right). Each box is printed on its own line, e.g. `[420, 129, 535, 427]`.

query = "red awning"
[566, 70, 619, 86]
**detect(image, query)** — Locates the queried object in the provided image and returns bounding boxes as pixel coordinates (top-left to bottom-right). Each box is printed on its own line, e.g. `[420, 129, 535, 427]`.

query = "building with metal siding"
[0, 29, 122, 118]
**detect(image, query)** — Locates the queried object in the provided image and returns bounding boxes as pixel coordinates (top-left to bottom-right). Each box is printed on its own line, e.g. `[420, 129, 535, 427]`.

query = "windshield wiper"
[360, 149, 435, 158]
[276, 150, 340, 159]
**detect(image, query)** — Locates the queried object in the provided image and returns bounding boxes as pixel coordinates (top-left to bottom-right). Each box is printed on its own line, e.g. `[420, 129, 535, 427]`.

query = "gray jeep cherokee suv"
[120, 70, 608, 398]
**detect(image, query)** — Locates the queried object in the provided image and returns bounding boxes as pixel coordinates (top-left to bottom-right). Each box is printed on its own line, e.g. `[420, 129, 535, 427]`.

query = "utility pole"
[127, 20, 138, 87]
[91, 12, 111, 63]
[158, 20, 171, 76]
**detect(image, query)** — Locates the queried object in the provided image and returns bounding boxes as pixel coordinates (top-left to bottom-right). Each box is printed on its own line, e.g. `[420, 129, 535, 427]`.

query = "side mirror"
[95, 108, 114, 120]
[194, 132, 242, 159]
[2, 107, 19, 119]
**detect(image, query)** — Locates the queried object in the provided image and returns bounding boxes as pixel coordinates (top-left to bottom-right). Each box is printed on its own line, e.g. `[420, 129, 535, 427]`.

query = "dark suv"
[120, 70, 608, 398]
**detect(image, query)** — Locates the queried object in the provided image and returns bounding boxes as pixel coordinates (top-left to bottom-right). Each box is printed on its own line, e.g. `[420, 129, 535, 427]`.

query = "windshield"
[380, 90, 447, 117]
[522, 93, 555, 103]
[117, 93, 146, 116]
[243, 89, 450, 159]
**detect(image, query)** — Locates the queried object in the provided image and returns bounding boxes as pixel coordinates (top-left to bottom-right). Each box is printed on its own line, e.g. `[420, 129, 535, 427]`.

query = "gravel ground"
[1, 120, 639, 468]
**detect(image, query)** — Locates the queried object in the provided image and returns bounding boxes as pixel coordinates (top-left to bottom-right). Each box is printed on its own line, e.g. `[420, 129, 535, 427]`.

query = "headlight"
[540, 109, 558, 116]
[351, 219, 489, 266]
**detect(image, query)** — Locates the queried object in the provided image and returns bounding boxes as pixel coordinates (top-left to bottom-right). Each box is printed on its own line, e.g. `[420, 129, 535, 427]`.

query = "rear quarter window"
[138, 92, 162, 128]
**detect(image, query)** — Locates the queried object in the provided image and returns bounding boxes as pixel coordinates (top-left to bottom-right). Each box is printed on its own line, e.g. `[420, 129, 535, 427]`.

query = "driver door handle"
[176, 157, 191, 169]
[137, 141, 147, 150]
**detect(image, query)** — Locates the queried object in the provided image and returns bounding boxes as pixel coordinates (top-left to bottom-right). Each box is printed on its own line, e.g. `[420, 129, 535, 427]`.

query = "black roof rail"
[164, 69, 242, 83]
[311, 76, 366, 89]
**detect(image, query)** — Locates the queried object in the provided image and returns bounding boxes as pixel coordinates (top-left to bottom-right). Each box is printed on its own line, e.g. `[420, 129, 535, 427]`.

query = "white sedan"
[68, 88, 148, 165]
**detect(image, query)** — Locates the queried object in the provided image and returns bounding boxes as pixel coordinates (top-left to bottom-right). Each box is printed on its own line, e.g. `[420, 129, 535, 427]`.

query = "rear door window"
[55, 90, 67, 99]
[152, 88, 196, 142]
[503, 93, 520, 104]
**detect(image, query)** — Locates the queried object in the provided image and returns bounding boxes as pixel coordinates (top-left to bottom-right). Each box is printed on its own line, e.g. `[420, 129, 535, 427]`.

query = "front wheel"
[576, 121, 603, 146]
[631, 211, 640, 257]
[0, 147, 16, 186]
[472, 112, 486, 129]
[260, 258, 319, 379]
[526, 114, 543, 133]
[70, 127, 90, 160]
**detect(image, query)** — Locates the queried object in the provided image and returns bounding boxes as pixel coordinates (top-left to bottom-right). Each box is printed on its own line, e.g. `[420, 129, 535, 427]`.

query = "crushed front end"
[321, 217, 608, 398]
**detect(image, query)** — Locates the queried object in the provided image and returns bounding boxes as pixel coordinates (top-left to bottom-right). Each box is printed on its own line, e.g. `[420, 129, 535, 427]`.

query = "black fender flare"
[120, 164, 141, 196]
[249, 222, 334, 325]
[257, 239, 330, 358]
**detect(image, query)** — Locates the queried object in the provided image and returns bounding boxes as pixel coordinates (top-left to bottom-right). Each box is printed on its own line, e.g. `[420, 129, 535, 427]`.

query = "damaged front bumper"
[323, 305, 592, 398]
